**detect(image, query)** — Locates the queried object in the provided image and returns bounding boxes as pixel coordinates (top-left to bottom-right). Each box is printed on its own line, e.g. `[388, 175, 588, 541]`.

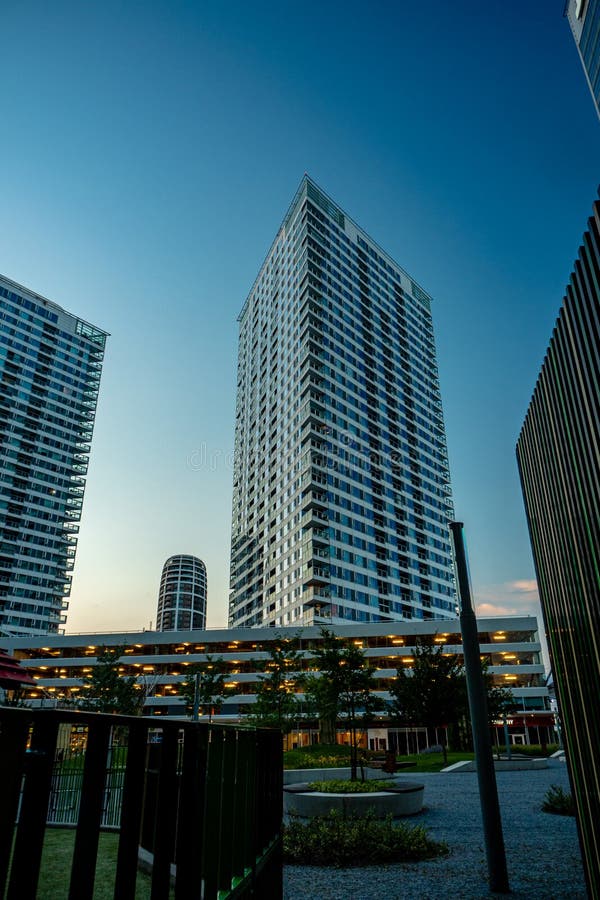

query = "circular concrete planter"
[284, 779, 425, 818]
[283, 766, 383, 785]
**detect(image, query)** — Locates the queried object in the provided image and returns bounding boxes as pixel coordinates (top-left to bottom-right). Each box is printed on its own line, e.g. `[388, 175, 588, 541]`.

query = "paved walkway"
[283, 758, 586, 899]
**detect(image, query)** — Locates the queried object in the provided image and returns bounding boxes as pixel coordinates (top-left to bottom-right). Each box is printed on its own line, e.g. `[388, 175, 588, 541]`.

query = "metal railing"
[0, 707, 282, 899]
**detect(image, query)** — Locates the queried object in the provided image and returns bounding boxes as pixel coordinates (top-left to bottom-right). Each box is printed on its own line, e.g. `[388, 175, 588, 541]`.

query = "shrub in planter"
[542, 784, 575, 816]
[283, 811, 448, 866]
[307, 779, 393, 794]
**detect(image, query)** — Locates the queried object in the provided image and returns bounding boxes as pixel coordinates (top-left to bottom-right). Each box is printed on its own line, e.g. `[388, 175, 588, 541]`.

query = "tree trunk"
[350, 701, 357, 781]
[320, 715, 336, 745]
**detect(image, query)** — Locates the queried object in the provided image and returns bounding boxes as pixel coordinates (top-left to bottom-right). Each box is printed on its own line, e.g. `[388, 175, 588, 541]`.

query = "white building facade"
[230, 177, 455, 628]
[0, 616, 551, 747]
[0, 275, 108, 635]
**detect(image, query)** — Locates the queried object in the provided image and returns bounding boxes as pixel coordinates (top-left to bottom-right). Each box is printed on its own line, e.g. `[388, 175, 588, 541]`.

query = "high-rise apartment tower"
[517, 197, 600, 897]
[156, 555, 207, 631]
[0, 274, 108, 636]
[565, 0, 600, 119]
[229, 177, 456, 628]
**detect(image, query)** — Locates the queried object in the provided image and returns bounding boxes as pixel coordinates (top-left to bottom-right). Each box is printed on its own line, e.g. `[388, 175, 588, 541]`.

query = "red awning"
[0, 649, 36, 688]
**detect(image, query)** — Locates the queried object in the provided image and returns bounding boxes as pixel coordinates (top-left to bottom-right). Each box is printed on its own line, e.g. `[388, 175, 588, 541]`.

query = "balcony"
[300, 420, 330, 444]
[302, 605, 332, 626]
[304, 563, 331, 589]
[301, 508, 329, 529]
[311, 527, 330, 545]
[301, 468, 328, 489]
[303, 585, 332, 605]
[62, 523, 79, 534]
[302, 490, 327, 512]
[310, 540, 330, 557]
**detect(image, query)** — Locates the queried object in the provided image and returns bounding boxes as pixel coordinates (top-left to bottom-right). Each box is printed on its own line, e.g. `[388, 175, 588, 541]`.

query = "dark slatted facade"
[517, 197, 600, 898]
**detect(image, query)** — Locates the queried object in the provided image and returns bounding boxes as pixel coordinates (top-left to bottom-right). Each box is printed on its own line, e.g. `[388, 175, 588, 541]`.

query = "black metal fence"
[0, 707, 282, 899]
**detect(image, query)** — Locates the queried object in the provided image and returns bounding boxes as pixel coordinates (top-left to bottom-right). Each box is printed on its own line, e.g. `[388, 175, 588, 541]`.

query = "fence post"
[0, 712, 30, 897]
[68, 719, 112, 900]
[7, 714, 59, 900]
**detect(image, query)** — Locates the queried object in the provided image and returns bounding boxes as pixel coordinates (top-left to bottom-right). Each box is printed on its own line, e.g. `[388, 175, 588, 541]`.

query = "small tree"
[305, 628, 383, 781]
[247, 636, 302, 733]
[483, 666, 515, 725]
[300, 671, 338, 744]
[388, 639, 466, 764]
[179, 656, 233, 722]
[481, 661, 514, 754]
[79, 647, 141, 715]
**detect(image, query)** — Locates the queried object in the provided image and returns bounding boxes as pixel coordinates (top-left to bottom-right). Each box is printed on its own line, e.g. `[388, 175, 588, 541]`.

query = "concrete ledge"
[284, 779, 425, 818]
[442, 758, 549, 773]
[137, 847, 176, 885]
[284, 766, 383, 784]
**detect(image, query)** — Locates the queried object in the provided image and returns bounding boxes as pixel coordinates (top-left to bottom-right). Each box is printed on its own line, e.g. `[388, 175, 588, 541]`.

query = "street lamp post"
[450, 521, 510, 895]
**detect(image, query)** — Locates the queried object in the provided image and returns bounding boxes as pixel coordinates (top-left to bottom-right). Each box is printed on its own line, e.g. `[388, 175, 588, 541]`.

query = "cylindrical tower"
[156, 555, 207, 631]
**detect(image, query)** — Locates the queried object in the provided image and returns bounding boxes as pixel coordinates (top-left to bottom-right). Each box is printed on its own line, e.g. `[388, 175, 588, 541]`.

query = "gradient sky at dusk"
[1, 1, 599, 636]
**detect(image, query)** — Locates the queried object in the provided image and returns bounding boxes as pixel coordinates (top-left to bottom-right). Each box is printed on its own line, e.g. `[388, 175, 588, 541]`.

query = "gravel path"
[283, 758, 585, 899]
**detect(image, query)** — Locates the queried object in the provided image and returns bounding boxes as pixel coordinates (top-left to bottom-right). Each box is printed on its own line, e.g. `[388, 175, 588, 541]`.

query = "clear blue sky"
[1, 0, 598, 633]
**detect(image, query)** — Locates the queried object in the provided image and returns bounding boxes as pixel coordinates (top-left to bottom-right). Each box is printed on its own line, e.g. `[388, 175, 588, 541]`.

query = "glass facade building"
[517, 197, 600, 897]
[229, 177, 456, 628]
[156, 554, 207, 631]
[0, 274, 108, 636]
[566, 0, 600, 119]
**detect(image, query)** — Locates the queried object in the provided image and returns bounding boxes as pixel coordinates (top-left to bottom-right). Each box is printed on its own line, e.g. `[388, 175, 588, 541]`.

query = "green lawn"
[36, 829, 161, 900]
[399, 751, 474, 772]
[283, 744, 476, 773]
[284, 744, 353, 769]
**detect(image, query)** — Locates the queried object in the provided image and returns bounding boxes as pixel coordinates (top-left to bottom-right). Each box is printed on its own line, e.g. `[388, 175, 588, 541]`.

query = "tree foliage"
[388, 639, 515, 760]
[79, 647, 142, 715]
[247, 636, 302, 733]
[482, 662, 514, 725]
[303, 628, 383, 780]
[179, 655, 233, 721]
[388, 640, 466, 762]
